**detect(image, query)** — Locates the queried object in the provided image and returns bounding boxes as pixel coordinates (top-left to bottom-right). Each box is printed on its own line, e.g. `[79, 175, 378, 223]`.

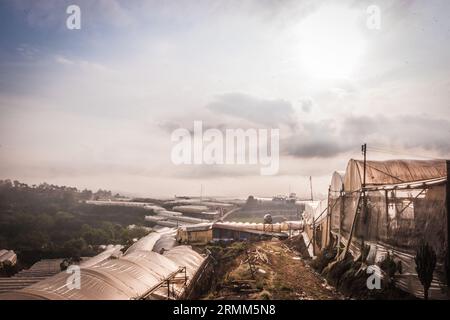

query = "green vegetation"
[415, 240, 437, 300]
[379, 252, 400, 289]
[311, 248, 415, 300]
[0, 179, 151, 267]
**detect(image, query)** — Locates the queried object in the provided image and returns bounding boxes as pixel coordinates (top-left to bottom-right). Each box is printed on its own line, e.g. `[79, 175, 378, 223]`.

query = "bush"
[311, 244, 337, 273]
[415, 241, 437, 300]
[379, 252, 398, 289]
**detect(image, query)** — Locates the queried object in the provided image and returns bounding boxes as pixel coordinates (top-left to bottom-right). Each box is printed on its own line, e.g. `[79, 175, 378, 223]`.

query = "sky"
[0, 0, 449, 198]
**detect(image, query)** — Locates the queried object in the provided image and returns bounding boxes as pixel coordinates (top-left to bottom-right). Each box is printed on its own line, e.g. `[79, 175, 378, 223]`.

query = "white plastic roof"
[0, 230, 205, 300]
[330, 171, 345, 196]
[344, 159, 447, 192]
[302, 200, 328, 225]
[80, 245, 123, 268]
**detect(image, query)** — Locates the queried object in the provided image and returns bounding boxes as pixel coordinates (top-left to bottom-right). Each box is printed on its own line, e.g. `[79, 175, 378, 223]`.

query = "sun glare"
[296, 6, 366, 79]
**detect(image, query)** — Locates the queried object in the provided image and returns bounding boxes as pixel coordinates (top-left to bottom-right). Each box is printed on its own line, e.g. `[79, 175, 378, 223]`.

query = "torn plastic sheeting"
[369, 241, 447, 300]
[125, 232, 162, 255]
[302, 200, 328, 225]
[301, 232, 314, 258]
[80, 244, 123, 268]
[0, 229, 206, 300]
[3, 250, 186, 300]
[152, 234, 177, 253]
[339, 236, 447, 300]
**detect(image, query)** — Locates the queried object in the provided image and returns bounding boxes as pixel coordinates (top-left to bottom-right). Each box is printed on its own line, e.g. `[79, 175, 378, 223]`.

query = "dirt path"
[205, 240, 344, 300]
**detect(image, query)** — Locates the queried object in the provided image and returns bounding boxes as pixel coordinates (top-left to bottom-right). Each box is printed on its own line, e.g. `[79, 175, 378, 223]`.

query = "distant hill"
[0, 179, 151, 267]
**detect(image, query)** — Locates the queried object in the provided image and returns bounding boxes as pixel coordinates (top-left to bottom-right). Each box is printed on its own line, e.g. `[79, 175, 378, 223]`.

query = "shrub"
[415, 240, 437, 300]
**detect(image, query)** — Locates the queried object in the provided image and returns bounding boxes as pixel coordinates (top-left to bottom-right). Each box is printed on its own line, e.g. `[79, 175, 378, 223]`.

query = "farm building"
[0, 250, 17, 268]
[177, 223, 213, 245]
[325, 159, 449, 299]
[211, 223, 288, 242]
[176, 222, 290, 245]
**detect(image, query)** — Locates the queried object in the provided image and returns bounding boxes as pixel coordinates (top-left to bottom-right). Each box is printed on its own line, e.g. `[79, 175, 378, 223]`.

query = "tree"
[245, 195, 257, 207]
[415, 240, 437, 300]
[62, 238, 87, 259]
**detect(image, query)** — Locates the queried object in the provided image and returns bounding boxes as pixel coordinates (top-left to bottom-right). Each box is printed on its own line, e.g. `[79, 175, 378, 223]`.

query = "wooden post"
[337, 191, 344, 257]
[362, 143, 368, 224]
[342, 193, 362, 259]
[326, 186, 331, 248]
[312, 215, 316, 256]
[385, 189, 389, 239]
[167, 279, 170, 299]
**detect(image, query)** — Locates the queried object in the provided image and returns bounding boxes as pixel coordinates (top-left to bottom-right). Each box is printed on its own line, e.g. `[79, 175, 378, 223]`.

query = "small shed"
[0, 250, 18, 268]
[177, 223, 213, 245]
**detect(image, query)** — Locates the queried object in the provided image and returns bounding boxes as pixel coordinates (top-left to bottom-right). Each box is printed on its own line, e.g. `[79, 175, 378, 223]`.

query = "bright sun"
[296, 5, 366, 79]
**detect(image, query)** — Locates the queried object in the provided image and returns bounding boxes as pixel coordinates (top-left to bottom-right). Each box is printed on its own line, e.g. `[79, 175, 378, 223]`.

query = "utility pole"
[341, 143, 369, 260]
[362, 143, 368, 224]
[362, 143, 367, 189]
[310, 176, 315, 256]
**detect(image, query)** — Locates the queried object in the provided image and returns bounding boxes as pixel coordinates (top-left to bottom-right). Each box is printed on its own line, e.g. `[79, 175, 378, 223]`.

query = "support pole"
[337, 189, 344, 257]
[167, 279, 170, 300]
[362, 143, 368, 224]
[312, 215, 316, 256]
[342, 192, 362, 260]
[326, 186, 331, 248]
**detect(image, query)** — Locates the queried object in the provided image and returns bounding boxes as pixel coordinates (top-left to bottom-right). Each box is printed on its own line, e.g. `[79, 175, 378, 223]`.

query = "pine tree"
[415, 240, 437, 300]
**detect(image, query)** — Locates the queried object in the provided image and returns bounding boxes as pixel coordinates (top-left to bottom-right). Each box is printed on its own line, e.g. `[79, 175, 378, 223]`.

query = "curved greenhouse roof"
[0, 231, 205, 300]
[343, 159, 447, 192]
[329, 171, 345, 197]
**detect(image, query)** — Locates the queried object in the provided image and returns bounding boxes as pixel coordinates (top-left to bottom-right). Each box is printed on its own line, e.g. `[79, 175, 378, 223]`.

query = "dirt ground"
[203, 239, 344, 300]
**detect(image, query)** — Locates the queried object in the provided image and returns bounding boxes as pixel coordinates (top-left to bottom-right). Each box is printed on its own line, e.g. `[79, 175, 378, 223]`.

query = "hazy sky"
[0, 0, 449, 198]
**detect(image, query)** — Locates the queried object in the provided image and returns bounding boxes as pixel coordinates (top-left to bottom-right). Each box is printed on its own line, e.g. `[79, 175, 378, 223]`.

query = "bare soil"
[203, 239, 344, 300]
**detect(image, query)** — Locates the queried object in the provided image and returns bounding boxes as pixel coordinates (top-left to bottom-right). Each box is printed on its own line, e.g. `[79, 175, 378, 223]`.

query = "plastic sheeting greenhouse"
[328, 159, 449, 299]
[0, 230, 206, 300]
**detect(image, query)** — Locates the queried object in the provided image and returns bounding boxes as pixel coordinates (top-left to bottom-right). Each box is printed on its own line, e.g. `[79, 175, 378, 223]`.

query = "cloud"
[299, 97, 314, 113]
[283, 114, 450, 158]
[206, 92, 296, 127]
[8, 0, 134, 29]
[1, 0, 450, 197]
[54, 55, 75, 65]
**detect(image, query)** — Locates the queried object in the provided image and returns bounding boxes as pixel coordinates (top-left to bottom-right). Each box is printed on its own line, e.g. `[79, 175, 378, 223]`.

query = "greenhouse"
[0, 230, 205, 300]
[328, 159, 449, 299]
